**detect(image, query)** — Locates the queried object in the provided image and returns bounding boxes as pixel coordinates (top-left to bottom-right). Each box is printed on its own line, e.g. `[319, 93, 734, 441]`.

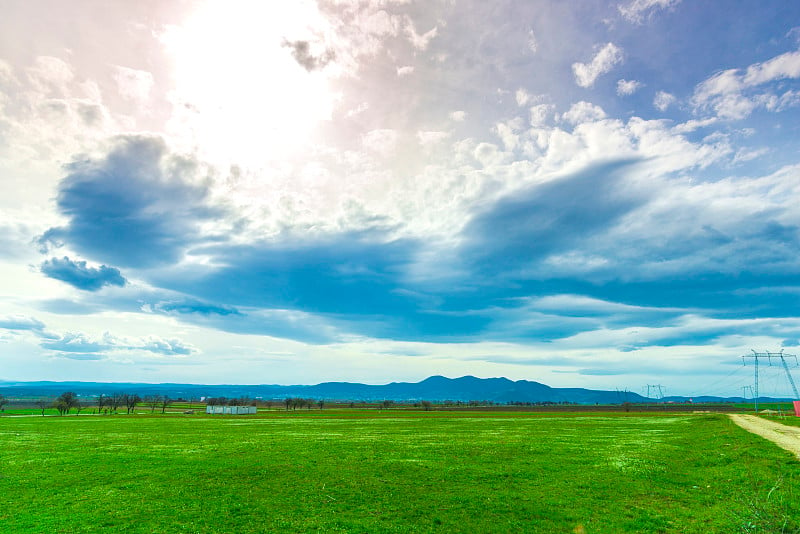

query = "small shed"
[206, 405, 257, 415]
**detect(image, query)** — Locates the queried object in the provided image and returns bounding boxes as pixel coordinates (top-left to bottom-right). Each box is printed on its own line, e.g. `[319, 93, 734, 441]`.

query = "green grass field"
[1, 411, 799, 533]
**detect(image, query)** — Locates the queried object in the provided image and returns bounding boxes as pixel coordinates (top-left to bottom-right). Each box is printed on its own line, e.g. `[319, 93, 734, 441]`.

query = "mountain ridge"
[0, 375, 786, 404]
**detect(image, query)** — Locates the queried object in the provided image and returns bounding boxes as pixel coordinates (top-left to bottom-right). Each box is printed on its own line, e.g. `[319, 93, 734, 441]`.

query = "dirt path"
[729, 414, 800, 459]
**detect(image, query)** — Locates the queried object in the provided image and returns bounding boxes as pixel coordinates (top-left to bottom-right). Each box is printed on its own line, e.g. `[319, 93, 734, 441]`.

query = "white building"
[205, 405, 257, 415]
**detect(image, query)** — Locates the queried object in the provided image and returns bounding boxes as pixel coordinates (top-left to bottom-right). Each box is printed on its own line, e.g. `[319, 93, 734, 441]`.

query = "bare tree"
[110, 393, 125, 414]
[35, 398, 49, 416]
[0, 394, 7, 412]
[145, 395, 161, 413]
[96, 394, 107, 414]
[160, 395, 170, 414]
[124, 394, 141, 414]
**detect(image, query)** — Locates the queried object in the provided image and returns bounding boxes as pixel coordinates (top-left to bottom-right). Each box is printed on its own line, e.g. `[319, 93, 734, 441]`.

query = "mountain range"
[0, 375, 785, 404]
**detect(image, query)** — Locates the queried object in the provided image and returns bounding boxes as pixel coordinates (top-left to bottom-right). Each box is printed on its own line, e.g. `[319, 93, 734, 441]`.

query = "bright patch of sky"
[2, 0, 800, 397]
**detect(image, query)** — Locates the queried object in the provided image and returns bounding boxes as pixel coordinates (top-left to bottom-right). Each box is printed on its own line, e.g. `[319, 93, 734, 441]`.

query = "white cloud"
[26, 56, 74, 95]
[693, 48, 800, 119]
[619, 0, 681, 24]
[346, 102, 369, 117]
[396, 65, 414, 77]
[515, 88, 531, 107]
[561, 101, 607, 124]
[473, 142, 503, 167]
[529, 104, 553, 127]
[617, 79, 643, 96]
[405, 20, 438, 50]
[653, 91, 676, 111]
[450, 110, 466, 122]
[732, 147, 768, 164]
[572, 43, 624, 88]
[359, 8, 403, 38]
[113, 66, 154, 104]
[362, 128, 398, 155]
[527, 29, 538, 53]
[671, 117, 718, 134]
[743, 49, 800, 85]
[417, 130, 449, 146]
[0, 59, 18, 87]
[41, 330, 196, 357]
[494, 121, 520, 151]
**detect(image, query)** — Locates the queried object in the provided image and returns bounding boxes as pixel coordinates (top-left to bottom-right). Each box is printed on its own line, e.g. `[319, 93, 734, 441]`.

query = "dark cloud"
[153, 299, 241, 317]
[0, 315, 46, 332]
[152, 230, 492, 341]
[282, 39, 335, 71]
[0, 315, 59, 340]
[41, 256, 126, 291]
[460, 159, 644, 278]
[40, 135, 223, 269]
[150, 299, 345, 345]
[31, 139, 800, 347]
[174, 232, 418, 314]
[158, 308, 341, 345]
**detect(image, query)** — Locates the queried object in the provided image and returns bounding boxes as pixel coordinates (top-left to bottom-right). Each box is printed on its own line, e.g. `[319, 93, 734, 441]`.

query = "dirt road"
[729, 414, 800, 459]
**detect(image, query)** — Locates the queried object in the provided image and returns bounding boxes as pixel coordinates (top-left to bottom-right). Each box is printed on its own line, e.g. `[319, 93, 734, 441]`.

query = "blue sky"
[2, 0, 800, 395]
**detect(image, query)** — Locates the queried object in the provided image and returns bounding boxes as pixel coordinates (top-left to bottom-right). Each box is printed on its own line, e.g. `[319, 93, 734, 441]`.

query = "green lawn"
[1, 411, 798, 533]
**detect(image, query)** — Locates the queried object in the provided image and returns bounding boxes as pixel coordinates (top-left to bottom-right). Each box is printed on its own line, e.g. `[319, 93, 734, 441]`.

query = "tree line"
[29, 392, 174, 416]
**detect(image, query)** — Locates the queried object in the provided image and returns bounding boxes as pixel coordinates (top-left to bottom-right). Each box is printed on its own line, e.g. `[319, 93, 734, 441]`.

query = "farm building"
[205, 405, 257, 415]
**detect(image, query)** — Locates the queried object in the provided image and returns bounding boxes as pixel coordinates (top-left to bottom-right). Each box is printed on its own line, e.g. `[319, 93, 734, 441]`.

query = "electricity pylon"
[743, 350, 800, 412]
[646, 384, 665, 400]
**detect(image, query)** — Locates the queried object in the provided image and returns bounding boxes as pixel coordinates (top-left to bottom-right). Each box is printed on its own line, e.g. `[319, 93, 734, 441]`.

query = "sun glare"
[162, 0, 337, 168]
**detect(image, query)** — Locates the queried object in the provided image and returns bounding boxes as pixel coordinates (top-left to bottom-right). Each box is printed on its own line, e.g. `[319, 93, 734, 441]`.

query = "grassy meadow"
[1, 410, 799, 533]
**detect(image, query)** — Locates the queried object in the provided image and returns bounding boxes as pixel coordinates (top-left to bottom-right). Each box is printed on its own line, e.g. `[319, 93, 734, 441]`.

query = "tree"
[160, 395, 170, 414]
[110, 393, 125, 414]
[96, 394, 108, 414]
[284, 397, 292, 411]
[420, 400, 432, 411]
[124, 394, 141, 414]
[54, 392, 79, 415]
[145, 395, 161, 413]
[0, 394, 7, 412]
[317, 399, 325, 410]
[35, 398, 49, 416]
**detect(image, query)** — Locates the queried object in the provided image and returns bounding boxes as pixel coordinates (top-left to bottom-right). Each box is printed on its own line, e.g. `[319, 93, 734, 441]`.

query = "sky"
[2, 0, 800, 396]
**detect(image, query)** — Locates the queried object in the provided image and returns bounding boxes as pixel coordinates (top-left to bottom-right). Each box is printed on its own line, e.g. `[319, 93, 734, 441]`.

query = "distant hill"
[0, 375, 790, 404]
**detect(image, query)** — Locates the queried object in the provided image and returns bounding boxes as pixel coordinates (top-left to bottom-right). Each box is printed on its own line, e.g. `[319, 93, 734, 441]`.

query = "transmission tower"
[742, 350, 800, 412]
[775, 351, 800, 399]
[646, 384, 665, 400]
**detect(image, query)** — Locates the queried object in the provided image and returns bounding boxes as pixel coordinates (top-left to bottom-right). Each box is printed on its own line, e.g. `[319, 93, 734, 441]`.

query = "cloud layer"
[2, 1, 800, 394]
